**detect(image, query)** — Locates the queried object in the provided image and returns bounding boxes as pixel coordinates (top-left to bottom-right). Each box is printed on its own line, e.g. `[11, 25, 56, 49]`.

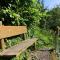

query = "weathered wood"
[0, 26, 27, 39]
[0, 26, 37, 59]
[0, 39, 6, 50]
[0, 38, 37, 57]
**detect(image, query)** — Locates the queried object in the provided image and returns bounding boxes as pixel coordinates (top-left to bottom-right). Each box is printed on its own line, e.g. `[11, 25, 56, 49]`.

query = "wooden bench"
[0, 26, 37, 58]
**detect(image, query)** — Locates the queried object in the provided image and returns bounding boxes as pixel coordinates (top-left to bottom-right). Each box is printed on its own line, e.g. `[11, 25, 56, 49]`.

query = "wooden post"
[0, 20, 6, 50]
[24, 33, 27, 40]
[0, 39, 6, 50]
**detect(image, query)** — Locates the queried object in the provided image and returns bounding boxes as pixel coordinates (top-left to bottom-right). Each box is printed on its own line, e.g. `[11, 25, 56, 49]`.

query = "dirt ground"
[30, 50, 51, 60]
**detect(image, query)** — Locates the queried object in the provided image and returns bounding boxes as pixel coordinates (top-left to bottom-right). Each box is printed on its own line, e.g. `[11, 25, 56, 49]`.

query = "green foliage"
[0, 0, 56, 60]
[11, 50, 30, 60]
[47, 6, 60, 30]
[28, 25, 54, 49]
[6, 37, 22, 48]
[36, 29, 54, 48]
[0, 0, 43, 26]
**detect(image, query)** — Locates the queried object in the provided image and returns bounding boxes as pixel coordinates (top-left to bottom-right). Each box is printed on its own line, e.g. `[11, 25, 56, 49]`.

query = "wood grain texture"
[0, 38, 37, 56]
[0, 26, 27, 39]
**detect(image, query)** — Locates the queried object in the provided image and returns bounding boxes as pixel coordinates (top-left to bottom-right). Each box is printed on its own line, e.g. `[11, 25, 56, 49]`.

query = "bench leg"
[0, 39, 6, 50]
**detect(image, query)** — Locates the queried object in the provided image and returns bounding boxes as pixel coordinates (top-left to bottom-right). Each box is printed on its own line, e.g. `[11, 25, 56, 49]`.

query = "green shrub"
[6, 37, 23, 48]
[11, 50, 30, 60]
[28, 26, 55, 49]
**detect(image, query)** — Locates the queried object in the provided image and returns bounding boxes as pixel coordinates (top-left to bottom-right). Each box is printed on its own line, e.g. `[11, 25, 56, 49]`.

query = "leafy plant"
[6, 37, 22, 48]
[11, 50, 30, 60]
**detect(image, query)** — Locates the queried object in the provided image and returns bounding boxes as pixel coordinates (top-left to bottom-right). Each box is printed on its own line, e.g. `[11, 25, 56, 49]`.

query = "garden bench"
[0, 26, 37, 58]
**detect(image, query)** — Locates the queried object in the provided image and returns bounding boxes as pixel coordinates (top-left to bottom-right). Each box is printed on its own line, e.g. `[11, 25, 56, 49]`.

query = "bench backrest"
[0, 26, 27, 39]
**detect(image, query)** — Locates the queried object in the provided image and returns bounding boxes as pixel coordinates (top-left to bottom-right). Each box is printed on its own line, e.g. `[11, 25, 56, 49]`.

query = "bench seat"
[0, 38, 37, 57]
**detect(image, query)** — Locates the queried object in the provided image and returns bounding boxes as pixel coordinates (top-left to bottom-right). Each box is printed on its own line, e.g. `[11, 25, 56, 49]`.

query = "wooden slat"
[0, 38, 37, 56]
[0, 26, 27, 39]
